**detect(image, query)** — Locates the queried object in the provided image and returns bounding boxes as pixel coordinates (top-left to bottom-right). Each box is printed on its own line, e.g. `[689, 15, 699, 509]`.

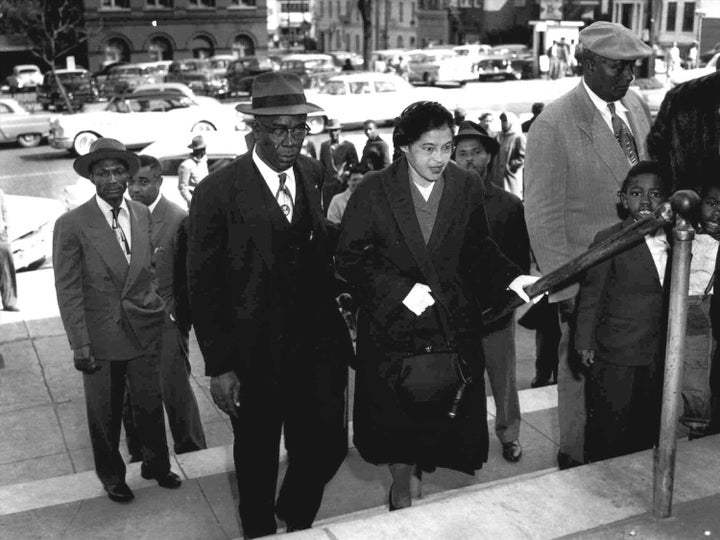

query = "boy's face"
[701, 186, 720, 239]
[619, 172, 666, 221]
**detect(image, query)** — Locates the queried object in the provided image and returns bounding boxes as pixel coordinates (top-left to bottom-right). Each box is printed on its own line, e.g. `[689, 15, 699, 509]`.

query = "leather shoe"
[557, 451, 583, 470]
[105, 482, 134, 503]
[530, 376, 555, 388]
[140, 465, 182, 489]
[502, 440, 523, 462]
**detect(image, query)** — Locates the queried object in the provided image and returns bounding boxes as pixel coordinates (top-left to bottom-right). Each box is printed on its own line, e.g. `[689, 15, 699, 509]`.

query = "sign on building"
[539, 0, 563, 20]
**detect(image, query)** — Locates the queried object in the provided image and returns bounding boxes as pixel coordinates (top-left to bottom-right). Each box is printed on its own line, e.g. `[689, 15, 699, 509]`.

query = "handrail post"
[653, 208, 695, 518]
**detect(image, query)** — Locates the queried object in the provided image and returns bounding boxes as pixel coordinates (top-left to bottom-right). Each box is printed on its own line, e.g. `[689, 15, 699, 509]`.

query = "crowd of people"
[45, 19, 720, 540]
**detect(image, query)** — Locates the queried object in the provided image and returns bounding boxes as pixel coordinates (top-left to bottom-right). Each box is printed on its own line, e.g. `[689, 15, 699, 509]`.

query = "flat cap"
[579, 21, 653, 60]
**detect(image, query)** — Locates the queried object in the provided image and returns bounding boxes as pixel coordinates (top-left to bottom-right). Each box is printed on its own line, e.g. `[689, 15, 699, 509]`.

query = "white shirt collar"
[582, 79, 629, 114]
[95, 194, 129, 216]
[148, 192, 162, 213]
[251, 147, 296, 198]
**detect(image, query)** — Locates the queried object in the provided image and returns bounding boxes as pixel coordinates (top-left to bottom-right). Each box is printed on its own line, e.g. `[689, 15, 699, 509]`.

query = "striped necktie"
[608, 102, 639, 165]
[110, 207, 131, 263]
[276, 173, 293, 222]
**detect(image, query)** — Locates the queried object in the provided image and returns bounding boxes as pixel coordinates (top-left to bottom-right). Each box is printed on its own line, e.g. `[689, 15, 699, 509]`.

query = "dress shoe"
[502, 440, 523, 462]
[530, 375, 555, 388]
[3, 306, 19, 312]
[140, 465, 182, 489]
[105, 482, 134, 503]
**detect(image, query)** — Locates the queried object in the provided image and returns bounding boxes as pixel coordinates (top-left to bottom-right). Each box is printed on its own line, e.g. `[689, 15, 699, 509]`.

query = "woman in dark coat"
[335, 101, 538, 510]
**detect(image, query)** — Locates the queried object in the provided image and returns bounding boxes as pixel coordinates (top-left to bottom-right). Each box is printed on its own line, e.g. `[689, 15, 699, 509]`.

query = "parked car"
[669, 52, 720, 86]
[63, 130, 250, 210]
[165, 58, 227, 98]
[476, 56, 526, 81]
[48, 91, 238, 156]
[303, 71, 439, 134]
[0, 98, 52, 148]
[225, 56, 276, 95]
[92, 60, 129, 89]
[5, 194, 64, 271]
[6, 65, 44, 92]
[328, 51, 364, 69]
[700, 42, 720, 64]
[453, 44, 492, 73]
[100, 61, 169, 97]
[132, 82, 223, 106]
[407, 48, 474, 86]
[370, 49, 407, 72]
[36, 68, 99, 111]
[277, 54, 338, 88]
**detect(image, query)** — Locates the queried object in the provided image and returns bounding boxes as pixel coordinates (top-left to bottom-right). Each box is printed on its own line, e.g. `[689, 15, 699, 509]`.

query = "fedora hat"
[455, 121, 500, 156]
[73, 138, 140, 179]
[326, 118, 342, 130]
[188, 134, 206, 150]
[235, 72, 323, 116]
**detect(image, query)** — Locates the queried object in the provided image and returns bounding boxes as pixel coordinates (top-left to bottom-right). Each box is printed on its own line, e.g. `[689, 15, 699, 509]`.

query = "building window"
[337, 31, 342, 49]
[399, 2, 404, 22]
[328, 0, 332, 18]
[682, 2, 695, 32]
[666, 2, 677, 31]
[410, 36, 416, 47]
[411, 1, 416, 21]
[319, 0, 323, 18]
[146, 0, 173, 7]
[397, 35, 404, 47]
[355, 34, 360, 52]
[337, 1, 341, 17]
[229, 0, 255, 6]
[189, 0, 215, 7]
[101, 0, 129, 8]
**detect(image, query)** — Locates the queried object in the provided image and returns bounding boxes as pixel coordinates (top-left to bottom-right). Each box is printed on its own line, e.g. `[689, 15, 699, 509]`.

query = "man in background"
[178, 135, 209, 208]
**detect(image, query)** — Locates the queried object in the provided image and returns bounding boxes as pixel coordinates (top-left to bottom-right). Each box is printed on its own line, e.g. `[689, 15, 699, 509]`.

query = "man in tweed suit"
[524, 22, 653, 468]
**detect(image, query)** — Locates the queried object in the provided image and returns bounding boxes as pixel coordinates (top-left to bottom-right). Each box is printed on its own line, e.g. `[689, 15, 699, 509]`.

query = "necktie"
[608, 102, 639, 165]
[276, 173, 293, 222]
[111, 207, 131, 262]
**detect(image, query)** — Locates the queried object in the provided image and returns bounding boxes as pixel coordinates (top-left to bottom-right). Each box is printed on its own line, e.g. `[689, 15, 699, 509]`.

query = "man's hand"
[507, 275, 544, 304]
[210, 372, 242, 419]
[73, 345, 101, 374]
[577, 349, 596, 369]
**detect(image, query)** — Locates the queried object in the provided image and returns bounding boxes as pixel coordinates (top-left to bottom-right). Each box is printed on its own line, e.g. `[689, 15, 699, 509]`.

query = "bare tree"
[358, 0, 373, 68]
[0, 0, 90, 112]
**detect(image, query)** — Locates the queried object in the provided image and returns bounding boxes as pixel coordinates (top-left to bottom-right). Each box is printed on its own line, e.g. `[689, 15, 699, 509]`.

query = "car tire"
[191, 121, 216, 133]
[307, 116, 326, 135]
[72, 131, 99, 156]
[17, 133, 42, 148]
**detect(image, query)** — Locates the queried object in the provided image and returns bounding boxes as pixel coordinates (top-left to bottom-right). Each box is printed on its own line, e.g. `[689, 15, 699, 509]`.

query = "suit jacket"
[150, 195, 188, 316]
[187, 152, 353, 378]
[319, 139, 359, 179]
[524, 82, 652, 301]
[53, 197, 165, 360]
[574, 219, 666, 366]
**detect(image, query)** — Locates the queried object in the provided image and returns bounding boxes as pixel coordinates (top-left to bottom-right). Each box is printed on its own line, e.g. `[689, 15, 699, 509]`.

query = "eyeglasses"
[93, 167, 128, 180]
[415, 142, 455, 157]
[257, 122, 310, 141]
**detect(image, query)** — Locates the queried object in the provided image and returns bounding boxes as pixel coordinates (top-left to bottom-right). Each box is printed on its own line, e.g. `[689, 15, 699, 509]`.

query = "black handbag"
[395, 303, 472, 420]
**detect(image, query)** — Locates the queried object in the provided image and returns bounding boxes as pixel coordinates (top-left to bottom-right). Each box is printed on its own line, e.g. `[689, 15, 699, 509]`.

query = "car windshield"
[110, 67, 143, 78]
[57, 72, 91, 83]
[210, 59, 231, 70]
[320, 81, 347, 95]
[18, 68, 38, 75]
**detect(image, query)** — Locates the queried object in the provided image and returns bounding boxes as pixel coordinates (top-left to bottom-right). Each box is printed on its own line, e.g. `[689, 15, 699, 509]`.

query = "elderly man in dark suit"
[454, 121, 530, 463]
[187, 72, 354, 538]
[53, 138, 181, 503]
[524, 21, 653, 469]
[123, 154, 207, 459]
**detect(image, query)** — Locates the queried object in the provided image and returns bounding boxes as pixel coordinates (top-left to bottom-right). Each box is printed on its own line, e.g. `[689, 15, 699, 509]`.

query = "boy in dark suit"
[575, 161, 670, 462]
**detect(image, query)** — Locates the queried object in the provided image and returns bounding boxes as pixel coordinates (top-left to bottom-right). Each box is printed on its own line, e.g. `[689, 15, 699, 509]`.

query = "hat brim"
[455, 132, 500, 155]
[73, 149, 141, 179]
[235, 101, 324, 116]
[188, 144, 207, 149]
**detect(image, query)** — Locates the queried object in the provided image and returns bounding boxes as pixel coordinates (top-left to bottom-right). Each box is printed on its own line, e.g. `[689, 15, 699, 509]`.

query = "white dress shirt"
[96, 195, 132, 262]
[644, 228, 669, 286]
[252, 148, 296, 221]
[582, 79, 635, 136]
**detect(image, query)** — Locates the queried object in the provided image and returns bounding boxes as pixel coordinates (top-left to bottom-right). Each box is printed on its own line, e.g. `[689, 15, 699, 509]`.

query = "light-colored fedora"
[188, 134, 207, 150]
[235, 72, 323, 116]
[73, 138, 140, 179]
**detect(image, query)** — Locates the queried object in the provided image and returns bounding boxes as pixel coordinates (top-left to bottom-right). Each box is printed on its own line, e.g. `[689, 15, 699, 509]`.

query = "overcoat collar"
[380, 158, 464, 295]
[82, 197, 149, 296]
[150, 195, 168, 246]
[230, 153, 323, 269]
[573, 83, 647, 187]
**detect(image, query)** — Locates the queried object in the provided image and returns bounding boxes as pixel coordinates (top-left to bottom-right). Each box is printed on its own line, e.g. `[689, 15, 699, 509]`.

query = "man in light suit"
[524, 21, 653, 468]
[53, 139, 181, 503]
[123, 155, 207, 458]
[188, 73, 354, 538]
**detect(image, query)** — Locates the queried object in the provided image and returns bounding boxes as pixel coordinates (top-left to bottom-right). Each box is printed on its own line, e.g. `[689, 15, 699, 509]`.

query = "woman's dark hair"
[393, 101, 453, 148]
[620, 160, 671, 194]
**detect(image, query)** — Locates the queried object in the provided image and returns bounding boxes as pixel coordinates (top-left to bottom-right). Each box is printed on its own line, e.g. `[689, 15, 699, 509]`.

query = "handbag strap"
[429, 296, 456, 351]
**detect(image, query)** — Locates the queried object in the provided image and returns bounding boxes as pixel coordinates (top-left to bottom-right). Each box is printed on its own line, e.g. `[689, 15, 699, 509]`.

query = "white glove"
[507, 275, 544, 304]
[402, 283, 436, 316]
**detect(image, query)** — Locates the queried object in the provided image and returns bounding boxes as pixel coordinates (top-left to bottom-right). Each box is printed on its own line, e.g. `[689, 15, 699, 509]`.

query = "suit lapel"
[122, 201, 148, 298]
[627, 218, 663, 290]
[294, 158, 323, 233]
[232, 154, 274, 269]
[623, 95, 650, 160]
[574, 84, 630, 188]
[381, 158, 438, 287]
[83, 199, 130, 283]
[150, 196, 168, 247]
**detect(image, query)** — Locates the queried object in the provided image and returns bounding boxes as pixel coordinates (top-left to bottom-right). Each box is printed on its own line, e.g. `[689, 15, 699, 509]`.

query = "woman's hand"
[402, 283, 435, 316]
